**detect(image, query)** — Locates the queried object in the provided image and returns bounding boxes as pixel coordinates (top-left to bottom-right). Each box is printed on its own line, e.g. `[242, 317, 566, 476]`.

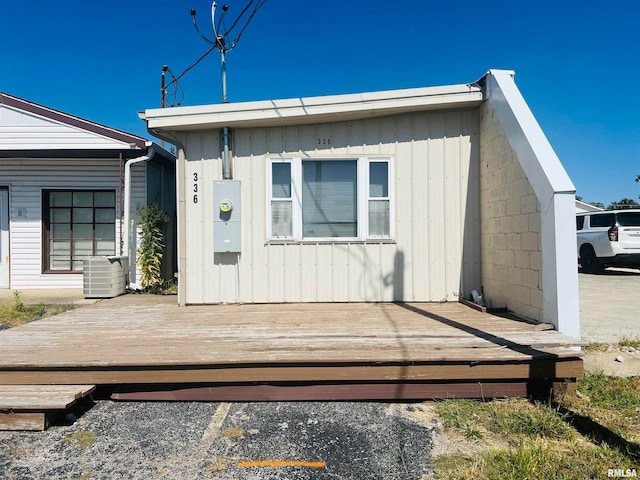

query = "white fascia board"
[144, 84, 483, 131]
[543, 193, 581, 339]
[485, 70, 576, 208]
[0, 142, 137, 151]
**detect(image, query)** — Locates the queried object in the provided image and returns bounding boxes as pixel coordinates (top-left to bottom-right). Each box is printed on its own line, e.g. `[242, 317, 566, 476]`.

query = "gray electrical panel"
[213, 180, 241, 252]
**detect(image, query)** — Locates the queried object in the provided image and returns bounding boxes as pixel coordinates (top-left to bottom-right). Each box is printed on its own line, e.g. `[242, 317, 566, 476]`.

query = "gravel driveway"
[0, 400, 438, 480]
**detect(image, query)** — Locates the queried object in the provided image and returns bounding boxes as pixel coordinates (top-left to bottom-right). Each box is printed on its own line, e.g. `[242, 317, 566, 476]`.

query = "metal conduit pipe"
[222, 126, 231, 179]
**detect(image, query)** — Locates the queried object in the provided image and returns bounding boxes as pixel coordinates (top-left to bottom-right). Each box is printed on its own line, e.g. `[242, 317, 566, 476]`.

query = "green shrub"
[135, 204, 168, 291]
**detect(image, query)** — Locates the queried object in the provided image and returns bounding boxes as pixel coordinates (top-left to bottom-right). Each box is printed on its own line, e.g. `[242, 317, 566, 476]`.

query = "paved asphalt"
[578, 268, 640, 343]
[1, 270, 639, 478]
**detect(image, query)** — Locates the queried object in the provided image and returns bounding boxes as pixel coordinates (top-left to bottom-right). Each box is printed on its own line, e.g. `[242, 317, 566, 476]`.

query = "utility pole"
[190, 1, 265, 179]
[160, 65, 168, 148]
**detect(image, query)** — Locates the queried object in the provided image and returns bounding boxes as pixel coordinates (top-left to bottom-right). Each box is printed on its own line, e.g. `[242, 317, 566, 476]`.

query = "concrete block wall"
[479, 101, 543, 322]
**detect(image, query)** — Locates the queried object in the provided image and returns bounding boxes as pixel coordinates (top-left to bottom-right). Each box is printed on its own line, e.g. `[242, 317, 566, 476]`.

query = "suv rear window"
[590, 214, 615, 228]
[576, 216, 584, 230]
[617, 213, 640, 226]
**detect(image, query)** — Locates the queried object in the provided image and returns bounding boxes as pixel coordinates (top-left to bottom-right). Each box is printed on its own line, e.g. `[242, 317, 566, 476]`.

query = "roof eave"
[144, 84, 483, 131]
[0, 91, 148, 149]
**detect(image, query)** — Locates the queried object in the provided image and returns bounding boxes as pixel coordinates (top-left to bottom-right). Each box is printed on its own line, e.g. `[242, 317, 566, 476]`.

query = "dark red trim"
[111, 382, 534, 401]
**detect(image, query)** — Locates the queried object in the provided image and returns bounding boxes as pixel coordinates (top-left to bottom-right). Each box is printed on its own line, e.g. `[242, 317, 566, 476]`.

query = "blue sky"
[1, 0, 638, 206]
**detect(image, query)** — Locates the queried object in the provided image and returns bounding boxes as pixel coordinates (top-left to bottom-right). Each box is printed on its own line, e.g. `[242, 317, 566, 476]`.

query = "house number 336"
[193, 173, 199, 203]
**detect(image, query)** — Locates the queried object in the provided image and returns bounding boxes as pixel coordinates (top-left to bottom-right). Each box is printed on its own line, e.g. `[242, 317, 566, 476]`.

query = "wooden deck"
[0, 385, 95, 430]
[0, 295, 582, 401]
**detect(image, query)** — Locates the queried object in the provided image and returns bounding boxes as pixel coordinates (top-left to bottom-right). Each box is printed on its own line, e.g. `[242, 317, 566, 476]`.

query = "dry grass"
[62, 431, 97, 451]
[221, 427, 244, 438]
[435, 398, 574, 442]
[560, 372, 640, 443]
[582, 342, 612, 353]
[0, 291, 75, 327]
[434, 439, 634, 480]
[207, 457, 228, 474]
[619, 336, 640, 349]
[432, 393, 639, 479]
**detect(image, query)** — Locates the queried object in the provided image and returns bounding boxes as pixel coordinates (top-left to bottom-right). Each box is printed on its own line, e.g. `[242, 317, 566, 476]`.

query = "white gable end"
[0, 104, 133, 150]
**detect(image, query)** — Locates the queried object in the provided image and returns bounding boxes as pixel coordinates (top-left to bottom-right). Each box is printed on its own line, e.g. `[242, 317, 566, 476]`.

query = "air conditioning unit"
[83, 256, 129, 299]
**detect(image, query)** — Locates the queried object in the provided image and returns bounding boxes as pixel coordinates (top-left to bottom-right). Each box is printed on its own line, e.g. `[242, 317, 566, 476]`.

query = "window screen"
[270, 163, 293, 238]
[369, 162, 390, 237]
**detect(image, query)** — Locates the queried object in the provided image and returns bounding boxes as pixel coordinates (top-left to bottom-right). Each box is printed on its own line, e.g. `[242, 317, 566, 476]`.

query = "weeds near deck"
[0, 291, 75, 327]
[582, 341, 610, 352]
[433, 392, 639, 479]
[62, 431, 96, 450]
[619, 336, 640, 349]
[583, 337, 640, 352]
[435, 439, 634, 480]
[560, 372, 640, 448]
[435, 398, 574, 441]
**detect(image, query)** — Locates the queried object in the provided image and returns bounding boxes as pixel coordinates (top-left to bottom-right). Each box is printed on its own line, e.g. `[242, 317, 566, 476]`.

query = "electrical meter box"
[213, 180, 241, 252]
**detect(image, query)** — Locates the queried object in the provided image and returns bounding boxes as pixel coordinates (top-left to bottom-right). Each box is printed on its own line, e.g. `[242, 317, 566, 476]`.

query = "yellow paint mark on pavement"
[237, 460, 326, 468]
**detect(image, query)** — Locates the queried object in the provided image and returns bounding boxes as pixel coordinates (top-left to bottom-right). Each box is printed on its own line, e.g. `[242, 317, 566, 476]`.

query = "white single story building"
[143, 69, 580, 338]
[0, 92, 176, 290]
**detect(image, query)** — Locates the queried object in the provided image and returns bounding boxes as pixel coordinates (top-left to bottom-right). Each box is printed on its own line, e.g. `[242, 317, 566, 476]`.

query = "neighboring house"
[0, 92, 176, 290]
[142, 69, 580, 338]
[576, 200, 604, 213]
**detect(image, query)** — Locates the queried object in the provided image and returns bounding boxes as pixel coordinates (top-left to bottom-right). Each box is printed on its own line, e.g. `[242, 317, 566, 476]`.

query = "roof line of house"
[0, 91, 147, 150]
[142, 83, 484, 131]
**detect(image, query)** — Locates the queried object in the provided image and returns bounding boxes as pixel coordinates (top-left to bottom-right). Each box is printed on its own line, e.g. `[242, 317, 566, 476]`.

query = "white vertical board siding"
[0, 158, 145, 289]
[182, 110, 481, 303]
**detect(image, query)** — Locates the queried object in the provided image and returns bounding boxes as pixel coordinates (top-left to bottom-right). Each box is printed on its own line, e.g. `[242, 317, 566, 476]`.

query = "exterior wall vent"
[83, 256, 129, 298]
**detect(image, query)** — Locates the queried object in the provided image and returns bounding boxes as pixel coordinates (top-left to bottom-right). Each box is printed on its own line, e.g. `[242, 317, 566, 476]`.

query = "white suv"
[577, 209, 640, 273]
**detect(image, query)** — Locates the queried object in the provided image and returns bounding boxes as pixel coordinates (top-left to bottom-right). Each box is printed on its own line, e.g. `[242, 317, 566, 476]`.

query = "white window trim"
[267, 156, 394, 242]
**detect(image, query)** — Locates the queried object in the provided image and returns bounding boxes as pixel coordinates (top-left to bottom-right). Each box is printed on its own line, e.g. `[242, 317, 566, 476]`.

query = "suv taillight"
[608, 226, 618, 242]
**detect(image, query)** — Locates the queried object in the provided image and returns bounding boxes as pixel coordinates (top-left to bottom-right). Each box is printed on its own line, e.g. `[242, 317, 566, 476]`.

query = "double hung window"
[43, 190, 116, 272]
[267, 157, 393, 241]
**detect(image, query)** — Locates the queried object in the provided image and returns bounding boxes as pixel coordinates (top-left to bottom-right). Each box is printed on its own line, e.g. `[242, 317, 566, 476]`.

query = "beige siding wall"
[0, 158, 145, 289]
[182, 109, 482, 304]
[479, 102, 543, 321]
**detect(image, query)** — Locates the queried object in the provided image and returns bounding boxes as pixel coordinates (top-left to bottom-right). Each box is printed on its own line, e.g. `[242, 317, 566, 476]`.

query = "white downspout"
[123, 144, 155, 283]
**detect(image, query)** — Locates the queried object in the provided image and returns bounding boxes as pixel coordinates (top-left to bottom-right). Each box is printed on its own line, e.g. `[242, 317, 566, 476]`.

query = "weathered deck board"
[0, 412, 47, 431]
[0, 384, 95, 431]
[0, 295, 583, 391]
[0, 385, 96, 409]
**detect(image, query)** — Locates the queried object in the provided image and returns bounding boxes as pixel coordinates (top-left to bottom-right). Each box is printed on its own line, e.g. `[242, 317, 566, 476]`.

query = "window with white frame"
[267, 157, 393, 241]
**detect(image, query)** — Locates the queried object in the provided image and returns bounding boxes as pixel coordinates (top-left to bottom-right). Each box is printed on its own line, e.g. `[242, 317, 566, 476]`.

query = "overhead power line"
[162, 0, 266, 107]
